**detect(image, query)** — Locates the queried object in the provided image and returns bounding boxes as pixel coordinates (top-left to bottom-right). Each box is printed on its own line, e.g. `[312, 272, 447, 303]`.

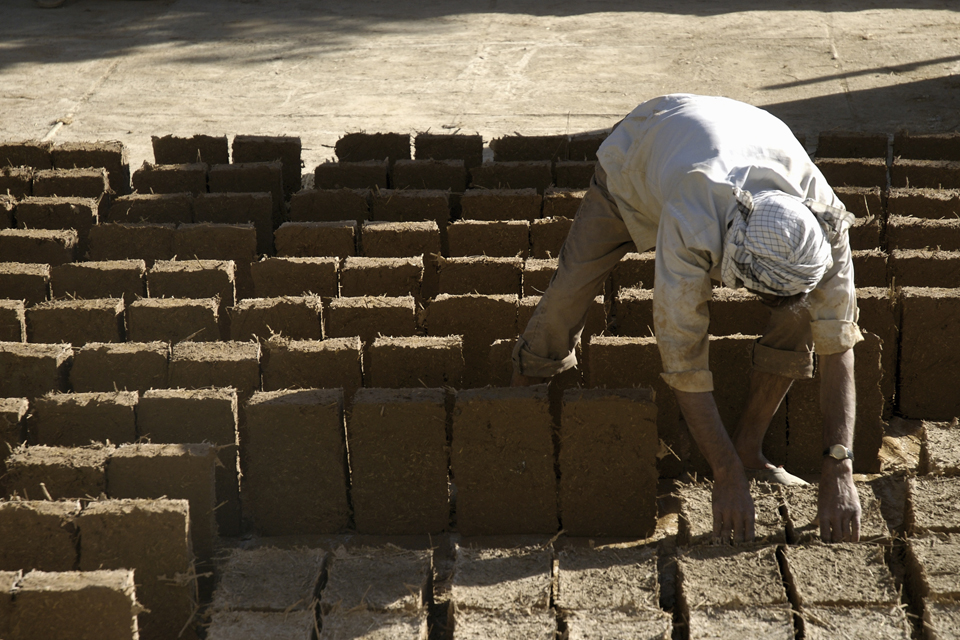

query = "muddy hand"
[818, 458, 861, 542]
[712, 469, 756, 544]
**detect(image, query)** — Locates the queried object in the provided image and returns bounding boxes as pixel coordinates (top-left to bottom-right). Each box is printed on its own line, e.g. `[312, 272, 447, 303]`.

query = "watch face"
[830, 445, 849, 459]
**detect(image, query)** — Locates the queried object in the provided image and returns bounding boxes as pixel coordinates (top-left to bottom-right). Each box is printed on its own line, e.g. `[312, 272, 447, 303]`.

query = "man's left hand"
[818, 458, 861, 542]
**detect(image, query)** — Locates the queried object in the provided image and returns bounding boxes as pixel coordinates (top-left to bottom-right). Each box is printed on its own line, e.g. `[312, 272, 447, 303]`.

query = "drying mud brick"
[208, 610, 318, 640]
[137, 388, 240, 536]
[849, 216, 881, 249]
[361, 220, 441, 257]
[208, 161, 284, 229]
[0, 167, 33, 200]
[322, 547, 430, 615]
[439, 256, 522, 295]
[152, 134, 229, 165]
[678, 481, 786, 545]
[894, 132, 960, 161]
[856, 287, 899, 415]
[0, 140, 52, 169]
[817, 131, 889, 158]
[127, 297, 220, 343]
[173, 223, 257, 299]
[71, 341, 169, 393]
[834, 186, 883, 218]
[2, 445, 111, 501]
[708, 288, 769, 336]
[251, 256, 338, 298]
[887, 187, 960, 218]
[899, 287, 960, 420]
[229, 295, 323, 341]
[614, 287, 654, 336]
[325, 296, 416, 343]
[0, 398, 27, 474]
[336, 132, 411, 166]
[555, 161, 596, 189]
[486, 337, 531, 388]
[887, 216, 960, 251]
[0, 228, 76, 266]
[909, 476, 960, 534]
[0, 570, 17, 640]
[687, 606, 794, 640]
[491, 135, 568, 162]
[52, 140, 131, 195]
[370, 189, 451, 228]
[556, 545, 659, 612]
[148, 259, 235, 307]
[319, 610, 427, 640]
[447, 220, 530, 258]
[523, 258, 557, 296]
[852, 249, 888, 287]
[0, 262, 48, 306]
[133, 161, 208, 195]
[415, 133, 484, 169]
[366, 336, 464, 388]
[107, 442, 218, 560]
[348, 388, 449, 534]
[0, 300, 24, 342]
[679, 545, 787, 609]
[814, 157, 887, 188]
[801, 606, 911, 640]
[613, 251, 656, 291]
[33, 168, 108, 202]
[783, 544, 898, 607]
[426, 294, 517, 388]
[232, 134, 302, 197]
[924, 602, 960, 640]
[889, 249, 960, 287]
[11, 569, 140, 640]
[341, 256, 423, 298]
[564, 611, 672, 640]
[78, 499, 196, 640]
[451, 545, 553, 610]
[905, 534, 960, 605]
[87, 222, 175, 266]
[922, 419, 960, 475]
[243, 389, 349, 534]
[542, 188, 584, 218]
[0, 501, 79, 571]
[0, 342, 71, 399]
[168, 341, 261, 400]
[26, 298, 124, 346]
[781, 479, 893, 544]
[314, 160, 389, 190]
[460, 188, 542, 222]
[392, 159, 467, 191]
[275, 220, 356, 258]
[289, 187, 370, 224]
[31, 391, 137, 447]
[568, 131, 608, 161]
[213, 547, 325, 612]
[451, 386, 557, 534]
[51, 260, 146, 305]
[16, 196, 98, 254]
[453, 609, 556, 640]
[891, 159, 960, 189]
[530, 215, 573, 258]
[194, 192, 274, 256]
[559, 389, 658, 537]
[260, 337, 362, 398]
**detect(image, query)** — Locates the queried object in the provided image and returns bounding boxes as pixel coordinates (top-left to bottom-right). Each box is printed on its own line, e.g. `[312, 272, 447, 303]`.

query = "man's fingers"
[733, 514, 744, 544]
[713, 509, 723, 540]
[851, 516, 861, 543]
[745, 513, 756, 543]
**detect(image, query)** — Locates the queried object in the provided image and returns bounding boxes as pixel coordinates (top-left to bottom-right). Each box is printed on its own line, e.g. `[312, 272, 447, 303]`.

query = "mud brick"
[559, 388, 658, 537]
[392, 159, 467, 192]
[531, 216, 573, 260]
[147, 259, 235, 306]
[678, 481, 786, 545]
[275, 220, 356, 258]
[453, 609, 554, 640]
[899, 287, 960, 420]
[243, 389, 349, 534]
[289, 187, 370, 224]
[887, 215, 960, 251]
[0, 342, 71, 398]
[2, 194, 15, 227]
[213, 547, 325, 613]
[107, 193, 194, 224]
[169, 341, 260, 399]
[451, 386, 557, 534]
[320, 610, 427, 640]
[133, 161, 208, 195]
[0, 570, 19, 639]
[340, 256, 422, 298]
[31, 391, 137, 447]
[232, 135, 302, 198]
[315, 160, 389, 190]
[612, 251, 655, 291]
[175, 222, 256, 297]
[849, 216, 881, 249]
[891, 159, 960, 189]
[564, 610, 671, 640]
[0, 263, 47, 305]
[194, 192, 274, 256]
[87, 222, 175, 267]
[51, 260, 146, 304]
[52, 141, 131, 195]
[834, 187, 884, 221]
[209, 610, 319, 640]
[0, 397, 28, 474]
[1, 226, 73, 266]
[152, 134, 229, 165]
[0, 300, 24, 342]
[322, 547, 430, 618]
[816, 131, 889, 158]
[925, 602, 960, 640]
[470, 161, 554, 194]
[887, 187, 960, 219]
[415, 133, 484, 169]
[362, 221, 442, 296]
[447, 220, 529, 258]
[905, 534, 960, 606]
[33, 167, 108, 202]
[367, 336, 463, 389]
[78, 499, 195, 640]
[138, 388, 240, 536]
[781, 478, 896, 544]
[0, 501, 79, 571]
[370, 189, 451, 229]
[487, 337, 543, 388]
[815, 157, 887, 188]
[229, 295, 323, 341]
[853, 249, 888, 287]
[556, 545, 659, 612]
[451, 544, 553, 610]
[0, 140, 52, 169]
[70, 341, 169, 393]
[922, 420, 960, 475]
[567, 131, 608, 161]
[261, 337, 362, 397]
[679, 545, 787, 611]
[439, 256, 522, 295]
[583, 293, 608, 341]
[26, 298, 124, 346]
[889, 249, 960, 287]
[614, 287, 653, 337]
[208, 162, 284, 226]
[325, 296, 416, 343]
[554, 161, 596, 189]
[522, 258, 556, 296]
[426, 294, 517, 388]
[127, 297, 220, 343]
[491, 134, 568, 162]
[250, 256, 338, 298]
[708, 287, 768, 336]
[460, 188, 541, 222]
[15, 196, 98, 254]
[782, 544, 897, 606]
[542, 188, 584, 219]
[11, 569, 139, 640]
[802, 606, 911, 640]
[347, 388, 448, 534]
[856, 287, 899, 414]
[107, 442, 218, 560]
[336, 132, 411, 166]
[894, 131, 960, 161]
[909, 476, 960, 534]
[0, 167, 32, 200]
[2, 445, 110, 500]
[688, 606, 794, 640]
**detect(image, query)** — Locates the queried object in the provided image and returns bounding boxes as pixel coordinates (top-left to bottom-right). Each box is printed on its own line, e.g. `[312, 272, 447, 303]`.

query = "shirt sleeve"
[806, 227, 863, 354]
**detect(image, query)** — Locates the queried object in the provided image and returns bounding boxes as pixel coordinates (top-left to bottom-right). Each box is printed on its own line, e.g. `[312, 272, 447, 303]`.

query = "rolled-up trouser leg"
[513, 166, 635, 378]
[753, 301, 817, 379]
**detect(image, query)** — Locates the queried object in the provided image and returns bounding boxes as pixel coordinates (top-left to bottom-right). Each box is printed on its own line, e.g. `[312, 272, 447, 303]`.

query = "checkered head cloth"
[721, 188, 854, 296]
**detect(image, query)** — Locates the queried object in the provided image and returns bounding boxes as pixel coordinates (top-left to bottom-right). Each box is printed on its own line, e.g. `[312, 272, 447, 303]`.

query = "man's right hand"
[712, 467, 756, 544]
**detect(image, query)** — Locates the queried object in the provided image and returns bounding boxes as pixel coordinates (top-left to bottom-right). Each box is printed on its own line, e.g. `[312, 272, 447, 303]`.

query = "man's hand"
[818, 458, 861, 542]
[712, 468, 756, 544]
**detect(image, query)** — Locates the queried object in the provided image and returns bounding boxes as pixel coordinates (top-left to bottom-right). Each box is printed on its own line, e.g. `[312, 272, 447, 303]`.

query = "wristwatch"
[823, 444, 855, 461]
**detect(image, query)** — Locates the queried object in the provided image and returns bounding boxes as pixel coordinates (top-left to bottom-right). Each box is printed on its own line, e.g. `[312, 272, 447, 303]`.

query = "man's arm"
[818, 348, 861, 542]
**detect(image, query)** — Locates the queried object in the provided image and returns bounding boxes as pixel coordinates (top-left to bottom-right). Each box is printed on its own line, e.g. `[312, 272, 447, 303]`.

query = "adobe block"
[127, 297, 220, 343]
[26, 298, 125, 346]
[50, 260, 146, 305]
[70, 341, 169, 393]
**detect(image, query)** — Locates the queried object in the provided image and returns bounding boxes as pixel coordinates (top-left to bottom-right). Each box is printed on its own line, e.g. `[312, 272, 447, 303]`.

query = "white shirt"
[597, 94, 861, 392]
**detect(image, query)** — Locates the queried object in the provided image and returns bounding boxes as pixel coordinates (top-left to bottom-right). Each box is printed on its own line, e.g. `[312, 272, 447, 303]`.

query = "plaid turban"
[720, 188, 855, 296]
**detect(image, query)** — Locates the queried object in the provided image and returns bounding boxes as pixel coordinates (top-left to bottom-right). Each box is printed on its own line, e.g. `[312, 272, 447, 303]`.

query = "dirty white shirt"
[597, 94, 862, 393]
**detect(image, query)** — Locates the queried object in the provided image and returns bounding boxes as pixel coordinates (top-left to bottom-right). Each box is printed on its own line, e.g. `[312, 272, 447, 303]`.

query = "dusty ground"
[1, 0, 959, 174]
